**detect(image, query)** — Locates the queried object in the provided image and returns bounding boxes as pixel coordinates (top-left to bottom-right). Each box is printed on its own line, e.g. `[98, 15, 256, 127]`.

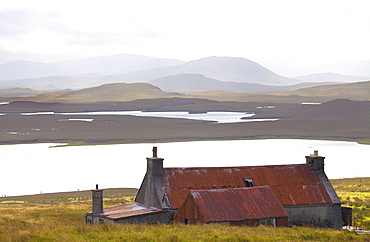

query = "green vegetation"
[331, 177, 370, 230]
[0, 180, 369, 241]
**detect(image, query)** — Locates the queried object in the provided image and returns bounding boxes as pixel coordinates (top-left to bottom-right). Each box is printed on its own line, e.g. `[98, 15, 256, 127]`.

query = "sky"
[1, 0, 370, 76]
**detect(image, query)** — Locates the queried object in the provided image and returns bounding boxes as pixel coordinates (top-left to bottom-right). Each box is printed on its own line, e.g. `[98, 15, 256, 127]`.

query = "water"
[18, 111, 278, 124]
[0, 139, 369, 196]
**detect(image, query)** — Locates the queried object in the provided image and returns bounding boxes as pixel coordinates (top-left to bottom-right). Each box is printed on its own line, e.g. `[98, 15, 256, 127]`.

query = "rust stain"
[176, 186, 288, 223]
[163, 164, 333, 209]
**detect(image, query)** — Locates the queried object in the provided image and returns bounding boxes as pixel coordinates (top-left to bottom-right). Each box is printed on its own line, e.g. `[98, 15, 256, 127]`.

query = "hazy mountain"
[52, 53, 185, 76]
[0, 54, 185, 82]
[174, 57, 299, 85]
[150, 74, 332, 93]
[26, 82, 180, 103]
[295, 72, 370, 83]
[0, 60, 61, 81]
[115, 56, 301, 87]
[0, 49, 74, 64]
[0, 76, 71, 90]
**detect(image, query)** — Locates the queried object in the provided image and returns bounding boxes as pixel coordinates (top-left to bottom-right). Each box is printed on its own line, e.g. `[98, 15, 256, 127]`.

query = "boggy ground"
[1, 98, 369, 145]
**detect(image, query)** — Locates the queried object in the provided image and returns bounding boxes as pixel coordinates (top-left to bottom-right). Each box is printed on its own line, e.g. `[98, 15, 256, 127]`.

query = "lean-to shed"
[174, 186, 288, 226]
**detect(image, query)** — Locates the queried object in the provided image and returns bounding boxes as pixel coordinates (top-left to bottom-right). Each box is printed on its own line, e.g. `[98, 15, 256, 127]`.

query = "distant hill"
[150, 74, 335, 93]
[52, 53, 185, 76]
[0, 56, 303, 90]
[26, 82, 180, 103]
[0, 54, 185, 82]
[289, 81, 370, 101]
[295, 72, 370, 83]
[3, 80, 369, 104]
[119, 56, 300, 86]
[0, 60, 61, 81]
[0, 74, 124, 91]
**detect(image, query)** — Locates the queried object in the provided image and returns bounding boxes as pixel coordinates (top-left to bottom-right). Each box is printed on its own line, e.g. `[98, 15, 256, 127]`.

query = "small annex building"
[84, 147, 346, 229]
[174, 186, 288, 226]
[83, 185, 171, 224]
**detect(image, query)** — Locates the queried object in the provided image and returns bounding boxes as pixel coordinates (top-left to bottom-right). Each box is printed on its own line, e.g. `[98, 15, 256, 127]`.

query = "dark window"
[184, 218, 189, 225]
[244, 178, 254, 187]
[260, 218, 276, 227]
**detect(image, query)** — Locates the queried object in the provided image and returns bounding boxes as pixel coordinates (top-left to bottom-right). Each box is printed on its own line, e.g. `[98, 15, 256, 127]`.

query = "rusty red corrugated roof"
[163, 164, 333, 209]
[87, 202, 164, 219]
[183, 186, 288, 223]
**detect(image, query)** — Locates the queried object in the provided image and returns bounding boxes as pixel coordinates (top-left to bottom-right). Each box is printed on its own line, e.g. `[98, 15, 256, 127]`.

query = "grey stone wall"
[284, 204, 342, 229]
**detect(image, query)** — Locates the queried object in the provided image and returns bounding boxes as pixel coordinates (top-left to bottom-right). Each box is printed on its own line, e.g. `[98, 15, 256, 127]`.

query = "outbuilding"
[174, 186, 288, 226]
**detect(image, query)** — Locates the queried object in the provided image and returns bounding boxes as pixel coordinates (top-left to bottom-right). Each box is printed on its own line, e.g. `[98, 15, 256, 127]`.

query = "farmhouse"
[84, 147, 345, 229]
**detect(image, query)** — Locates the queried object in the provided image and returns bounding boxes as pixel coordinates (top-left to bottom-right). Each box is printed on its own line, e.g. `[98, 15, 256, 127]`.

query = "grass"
[331, 177, 370, 230]
[0, 181, 369, 241]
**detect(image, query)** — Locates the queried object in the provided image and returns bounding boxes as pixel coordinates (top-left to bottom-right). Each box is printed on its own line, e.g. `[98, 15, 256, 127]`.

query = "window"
[183, 218, 189, 225]
[243, 178, 254, 187]
[260, 218, 276, 227]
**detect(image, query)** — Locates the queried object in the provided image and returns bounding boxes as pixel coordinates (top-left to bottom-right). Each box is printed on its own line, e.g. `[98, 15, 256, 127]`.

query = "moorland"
[0, 98, 369, 145]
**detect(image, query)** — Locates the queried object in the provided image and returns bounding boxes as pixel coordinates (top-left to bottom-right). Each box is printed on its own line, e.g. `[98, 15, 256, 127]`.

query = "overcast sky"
[1, 0, 370, 76]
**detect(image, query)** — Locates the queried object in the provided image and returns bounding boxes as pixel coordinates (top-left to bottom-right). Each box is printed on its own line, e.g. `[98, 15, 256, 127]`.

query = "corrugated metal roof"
[163, 164, 333, 209]
[87, 202, 164, 219]
[185, 186, 288, 223]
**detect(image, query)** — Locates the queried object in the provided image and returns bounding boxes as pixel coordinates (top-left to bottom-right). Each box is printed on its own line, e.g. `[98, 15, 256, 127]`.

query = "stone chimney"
[92, 184, 103, 215]
[135, 147, 168, 208]
[146, 146, 164, 176]
[306, 150, 325, 172]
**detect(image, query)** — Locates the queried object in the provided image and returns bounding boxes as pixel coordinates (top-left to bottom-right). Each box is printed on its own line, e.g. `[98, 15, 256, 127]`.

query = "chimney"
[306, 150, 325, 172]
[135, 147, 166, 208]
[92, 184, 103, 215]
[146, 146, 164, 176]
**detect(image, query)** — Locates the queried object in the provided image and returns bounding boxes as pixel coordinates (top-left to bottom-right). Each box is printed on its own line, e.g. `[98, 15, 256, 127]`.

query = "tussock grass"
[0, 180, 369, 241]
[0, 205, 364, 242]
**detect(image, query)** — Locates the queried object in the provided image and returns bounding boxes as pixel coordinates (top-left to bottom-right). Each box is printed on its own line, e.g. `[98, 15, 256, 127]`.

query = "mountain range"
[0, 52, 369, 100]
[2, 79, 369, 103]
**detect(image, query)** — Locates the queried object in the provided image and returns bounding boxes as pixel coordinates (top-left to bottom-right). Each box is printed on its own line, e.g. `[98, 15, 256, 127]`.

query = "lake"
[17, 111, 279, 123]
[0, 139, 369, 196]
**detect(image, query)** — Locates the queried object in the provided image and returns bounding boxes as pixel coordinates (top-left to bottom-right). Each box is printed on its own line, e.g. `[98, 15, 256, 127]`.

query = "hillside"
[2, 79, 369, 104]
[150, 74, 336, 93]
[288, 81, 370, 101]
[184, 80, 370, 103]
[25, 83, 180, 103]
[0, 88, 41, 97]
[150, 74, 273, 92]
